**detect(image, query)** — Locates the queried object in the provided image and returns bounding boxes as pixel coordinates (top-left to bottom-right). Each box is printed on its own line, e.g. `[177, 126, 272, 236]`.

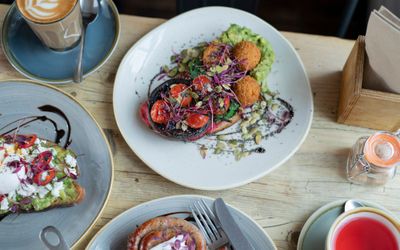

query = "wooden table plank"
[0, 4, 399, 250]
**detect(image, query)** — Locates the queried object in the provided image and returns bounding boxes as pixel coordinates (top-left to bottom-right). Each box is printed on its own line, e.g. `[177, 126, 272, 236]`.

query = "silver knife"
[214, 198, 255, 250]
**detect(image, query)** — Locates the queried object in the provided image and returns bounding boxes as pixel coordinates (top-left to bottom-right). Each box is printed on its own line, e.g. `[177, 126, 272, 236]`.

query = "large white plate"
[113, 7, 313, 190]
[86, 195, 276, 249]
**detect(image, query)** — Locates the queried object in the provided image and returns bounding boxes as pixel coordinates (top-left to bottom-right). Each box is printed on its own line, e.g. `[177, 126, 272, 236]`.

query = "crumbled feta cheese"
[65, 154, 77, 168]
[51, 182, 64, 198]
[8, 191, 16, 200]
[16, 167, 27, 180]
[17, 183, 36, 197]
[37, 186, 49, 199]
[0, 198, 9, 210]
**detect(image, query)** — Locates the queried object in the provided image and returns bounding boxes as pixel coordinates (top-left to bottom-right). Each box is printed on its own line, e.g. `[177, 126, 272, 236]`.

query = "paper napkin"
[364, 6, 400, 93]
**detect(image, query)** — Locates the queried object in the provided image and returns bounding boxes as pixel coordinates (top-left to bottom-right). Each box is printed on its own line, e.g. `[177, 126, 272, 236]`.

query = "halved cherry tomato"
[33, 169, 55, 186]
[16, 134, 37, 149]
[214, 96, 231, 115]
[170, 84, 192, 107]
[0, 195, 4, 202]
[186, 113, 209, 129]
[32, 151, 53, 166]
[193, 75, 211, 93]
[150, 100, 170, 124]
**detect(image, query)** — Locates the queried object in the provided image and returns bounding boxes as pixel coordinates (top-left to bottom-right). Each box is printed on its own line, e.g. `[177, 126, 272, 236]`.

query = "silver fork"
[190, 199, 229, 250]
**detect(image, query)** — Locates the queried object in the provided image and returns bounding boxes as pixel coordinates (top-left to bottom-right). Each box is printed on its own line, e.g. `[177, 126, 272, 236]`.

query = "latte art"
[24, 0, 60, 20]
[17, 0, 77, 23]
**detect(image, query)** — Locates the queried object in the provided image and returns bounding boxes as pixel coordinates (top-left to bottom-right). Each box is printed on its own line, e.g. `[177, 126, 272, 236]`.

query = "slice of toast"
[208, 113, 241, 134]
[0, 134, 85, 215]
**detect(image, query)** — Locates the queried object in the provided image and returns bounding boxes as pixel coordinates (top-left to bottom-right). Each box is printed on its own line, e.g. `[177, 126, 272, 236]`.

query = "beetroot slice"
[147, 78, 210, 141]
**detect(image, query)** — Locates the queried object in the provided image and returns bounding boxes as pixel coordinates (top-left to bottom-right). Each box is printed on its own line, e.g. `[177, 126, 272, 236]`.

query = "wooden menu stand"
[337, 36, 400, 131]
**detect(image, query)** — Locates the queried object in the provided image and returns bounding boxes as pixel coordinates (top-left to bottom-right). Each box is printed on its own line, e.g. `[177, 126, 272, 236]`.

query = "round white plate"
[86, 195, 276, 250]
[113, 6, 313, 190]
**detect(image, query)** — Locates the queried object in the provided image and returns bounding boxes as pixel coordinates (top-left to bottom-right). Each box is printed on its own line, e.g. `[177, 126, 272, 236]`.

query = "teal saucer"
[297, 199, 393, 250]
[1, 0, 120, 84]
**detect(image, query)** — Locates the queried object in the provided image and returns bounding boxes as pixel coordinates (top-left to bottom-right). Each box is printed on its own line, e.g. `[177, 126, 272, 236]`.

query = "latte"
[16, 0, 77, 23]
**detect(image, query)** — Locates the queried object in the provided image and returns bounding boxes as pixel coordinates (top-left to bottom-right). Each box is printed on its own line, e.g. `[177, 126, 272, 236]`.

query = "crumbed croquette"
[234, 76, 260, 107]
[233, 41, 261, 71]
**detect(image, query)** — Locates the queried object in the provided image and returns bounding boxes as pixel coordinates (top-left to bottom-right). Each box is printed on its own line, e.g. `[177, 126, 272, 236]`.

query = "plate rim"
[0, 79, 114, 248]
[296, 199, 396, 250]
[113, 6, 314, 190]
[85, 194, 277, 250]
[1, 0, 121, 85]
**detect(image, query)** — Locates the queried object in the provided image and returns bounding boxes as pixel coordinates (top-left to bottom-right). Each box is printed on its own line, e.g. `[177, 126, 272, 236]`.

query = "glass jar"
[346, 131, 400, 185]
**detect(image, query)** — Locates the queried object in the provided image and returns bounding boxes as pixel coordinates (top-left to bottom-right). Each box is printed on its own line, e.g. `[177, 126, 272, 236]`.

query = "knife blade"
[214, 198, 255, 250]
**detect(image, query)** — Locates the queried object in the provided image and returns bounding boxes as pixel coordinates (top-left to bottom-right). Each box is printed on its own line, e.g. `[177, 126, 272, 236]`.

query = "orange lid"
[364, 132, 400, 167]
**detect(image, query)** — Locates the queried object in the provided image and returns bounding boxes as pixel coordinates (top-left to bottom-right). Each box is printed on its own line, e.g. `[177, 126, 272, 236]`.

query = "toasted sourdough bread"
[0, 135, 85, 215]
[208, 113, 241, 134]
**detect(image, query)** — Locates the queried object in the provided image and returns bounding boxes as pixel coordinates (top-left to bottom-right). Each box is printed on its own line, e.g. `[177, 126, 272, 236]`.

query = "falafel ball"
[202, 42, 223, 66]
[233, 41, 261, 71]
[234, 76, 260, 107]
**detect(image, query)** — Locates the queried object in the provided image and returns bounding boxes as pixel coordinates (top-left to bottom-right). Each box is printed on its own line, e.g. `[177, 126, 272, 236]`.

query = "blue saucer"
[1, 0, 120, 84]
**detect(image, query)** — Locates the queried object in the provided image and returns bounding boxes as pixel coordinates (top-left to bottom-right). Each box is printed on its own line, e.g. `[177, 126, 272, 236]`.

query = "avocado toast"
[0, 134, 84, 215]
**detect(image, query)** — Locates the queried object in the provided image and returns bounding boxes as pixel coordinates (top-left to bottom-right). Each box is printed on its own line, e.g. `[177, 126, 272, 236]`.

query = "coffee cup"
[326, 207, 400, 250]
[15, 0, 83, 51]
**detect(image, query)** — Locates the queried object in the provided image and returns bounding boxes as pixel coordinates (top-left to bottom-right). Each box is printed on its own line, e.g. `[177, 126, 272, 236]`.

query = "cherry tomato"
[186, 113, 209, 129]
[193, 75, 211, 93]
[0, 196, 4, 202]
[33, 169, 55, 186]
[214, 96, 231, 115]
[170, 84, 192, 107]
[32, 151, 53, 166]
[16, 134, 37, 149]
[150, 100, 170, 124]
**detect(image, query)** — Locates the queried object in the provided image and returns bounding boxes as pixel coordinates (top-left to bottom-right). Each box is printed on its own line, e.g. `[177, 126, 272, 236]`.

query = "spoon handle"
[40, 226, 70, 250]
[73, 25, 86, 83]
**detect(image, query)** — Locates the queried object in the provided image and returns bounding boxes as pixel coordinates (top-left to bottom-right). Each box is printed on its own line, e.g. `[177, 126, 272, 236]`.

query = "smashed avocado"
[219, 24, 275, 91]
[31, 178, 78, 211]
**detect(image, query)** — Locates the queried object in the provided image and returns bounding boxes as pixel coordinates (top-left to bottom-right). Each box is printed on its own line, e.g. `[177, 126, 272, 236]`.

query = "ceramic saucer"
[1, 0, 120, 84]
[297, 199, 395, 250]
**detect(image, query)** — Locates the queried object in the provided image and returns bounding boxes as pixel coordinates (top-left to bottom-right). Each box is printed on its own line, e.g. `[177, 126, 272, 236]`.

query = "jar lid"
[364, 132, 400, 167]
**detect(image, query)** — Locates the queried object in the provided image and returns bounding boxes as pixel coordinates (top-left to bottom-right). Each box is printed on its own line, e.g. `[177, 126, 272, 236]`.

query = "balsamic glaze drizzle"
[0, 105, 72, 148]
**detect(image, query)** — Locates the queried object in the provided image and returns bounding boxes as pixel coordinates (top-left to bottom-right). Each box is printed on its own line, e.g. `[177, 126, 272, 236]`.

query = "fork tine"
[201, 199, 218, 222]
[193, 202, 218, 242]
[191, 205, 212, 244]
[197, 200, 221, 237]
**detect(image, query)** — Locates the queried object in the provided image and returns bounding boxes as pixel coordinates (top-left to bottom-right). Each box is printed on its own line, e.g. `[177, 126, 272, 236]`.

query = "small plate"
[1, 0, 120, 84]
[297, 199, 396, 250]
[86, 195, 277, 250]
[0, 80, 113, 249]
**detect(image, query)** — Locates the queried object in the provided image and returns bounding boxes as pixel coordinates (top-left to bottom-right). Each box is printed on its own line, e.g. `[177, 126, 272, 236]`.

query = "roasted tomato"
[16, 134, 37, 149]
[150, 100, 170, 124]
[214, 96, 230, 115]
[193, 75, 211, 93]
[170, 84, 192, 107]
[33, 169, 55, 186]
[186, 113, 209, 129]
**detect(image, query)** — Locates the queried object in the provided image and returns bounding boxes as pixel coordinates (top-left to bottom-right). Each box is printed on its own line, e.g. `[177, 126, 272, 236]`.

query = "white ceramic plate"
[86, 195, 276, 250]
[113, 7, 313, 190]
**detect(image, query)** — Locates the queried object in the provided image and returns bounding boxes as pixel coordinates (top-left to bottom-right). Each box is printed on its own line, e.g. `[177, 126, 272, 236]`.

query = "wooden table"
[1, 4, 399, 250]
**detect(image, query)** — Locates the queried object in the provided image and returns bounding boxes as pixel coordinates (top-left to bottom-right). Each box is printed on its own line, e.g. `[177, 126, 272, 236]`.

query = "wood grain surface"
[0, 4, 399, 250]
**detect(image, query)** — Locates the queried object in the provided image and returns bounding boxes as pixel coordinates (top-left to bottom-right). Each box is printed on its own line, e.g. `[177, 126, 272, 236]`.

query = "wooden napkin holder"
[337, 35, 400, 131]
